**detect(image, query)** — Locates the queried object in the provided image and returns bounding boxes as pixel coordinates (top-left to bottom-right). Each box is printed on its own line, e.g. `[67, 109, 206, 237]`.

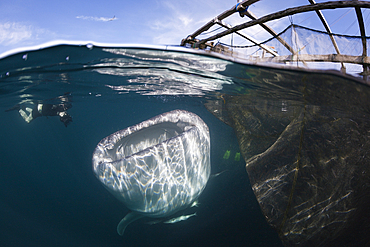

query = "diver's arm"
[58, 111, 73, 127]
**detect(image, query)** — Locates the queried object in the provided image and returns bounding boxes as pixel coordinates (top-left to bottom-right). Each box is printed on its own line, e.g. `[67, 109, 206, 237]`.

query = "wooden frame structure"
[180, 1, 370, 79]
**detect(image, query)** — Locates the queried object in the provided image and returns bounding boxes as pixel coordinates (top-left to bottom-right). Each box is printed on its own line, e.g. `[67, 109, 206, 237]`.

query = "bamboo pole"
[196, 1, 370, 45]
[354, 5, 369, 79]
[180, 0, 260, 45]
[308, 0, 345, 72]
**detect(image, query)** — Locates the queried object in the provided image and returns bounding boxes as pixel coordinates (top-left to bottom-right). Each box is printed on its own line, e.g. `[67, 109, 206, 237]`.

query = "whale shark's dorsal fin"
[117, 212, 144, 236]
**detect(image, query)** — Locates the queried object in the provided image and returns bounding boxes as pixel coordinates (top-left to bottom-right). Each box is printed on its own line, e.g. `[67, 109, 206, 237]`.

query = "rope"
[213, 24, 369, 59]
[331, 8, 354, 26]
[199, 26, 223, 36]
[289, 15, 294, 25]
[217, 24, 294, 48]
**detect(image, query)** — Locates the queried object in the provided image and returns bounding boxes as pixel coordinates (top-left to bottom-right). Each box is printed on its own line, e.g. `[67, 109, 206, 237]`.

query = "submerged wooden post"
[355, 5, 369, 80]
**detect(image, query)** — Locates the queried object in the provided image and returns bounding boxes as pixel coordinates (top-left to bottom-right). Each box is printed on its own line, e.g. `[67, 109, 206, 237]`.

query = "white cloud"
[76, 15, 117, 22]
[0, 22, 33, 46]
[0, 21, 54, 48]
[149, 2, 197, 45]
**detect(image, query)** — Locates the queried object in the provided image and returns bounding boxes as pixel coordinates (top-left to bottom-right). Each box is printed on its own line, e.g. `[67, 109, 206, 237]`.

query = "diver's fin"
[117, 212, 144, 236]
[19, 108, 33, 123]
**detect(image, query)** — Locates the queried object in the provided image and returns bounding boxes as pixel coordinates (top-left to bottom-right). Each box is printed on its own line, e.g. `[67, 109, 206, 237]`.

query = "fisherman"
[7, 92, 73, 127]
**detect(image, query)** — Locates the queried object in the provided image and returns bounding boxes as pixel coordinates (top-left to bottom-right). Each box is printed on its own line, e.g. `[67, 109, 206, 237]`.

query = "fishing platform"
[180, 0, 370, 81]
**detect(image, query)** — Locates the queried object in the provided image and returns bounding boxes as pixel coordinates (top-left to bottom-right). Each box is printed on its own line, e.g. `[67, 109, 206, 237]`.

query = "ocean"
[0, 43, 368, 247]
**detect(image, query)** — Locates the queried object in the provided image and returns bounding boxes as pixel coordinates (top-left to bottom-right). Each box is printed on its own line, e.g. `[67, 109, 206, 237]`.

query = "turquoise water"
[0, 44, 368, 247]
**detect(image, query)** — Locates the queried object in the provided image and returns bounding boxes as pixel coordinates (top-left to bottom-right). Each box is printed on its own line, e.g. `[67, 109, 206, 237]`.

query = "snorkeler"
[19, 102, 72, 127]
[6, 92, 73, 127]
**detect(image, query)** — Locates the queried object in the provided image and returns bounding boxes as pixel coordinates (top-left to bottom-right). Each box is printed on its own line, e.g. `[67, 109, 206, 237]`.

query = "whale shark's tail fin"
[117, 212, 144, 236]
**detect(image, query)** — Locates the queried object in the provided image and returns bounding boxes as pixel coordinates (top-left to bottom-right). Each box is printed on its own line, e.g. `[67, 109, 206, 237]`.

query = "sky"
[0, 0, 368, 57]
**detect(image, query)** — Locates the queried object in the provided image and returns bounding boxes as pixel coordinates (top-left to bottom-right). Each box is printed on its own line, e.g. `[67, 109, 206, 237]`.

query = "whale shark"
[92, 110, 210, 235]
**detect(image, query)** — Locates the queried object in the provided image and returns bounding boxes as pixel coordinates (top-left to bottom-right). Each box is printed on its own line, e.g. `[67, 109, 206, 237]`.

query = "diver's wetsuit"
[19, 102, 72, 127]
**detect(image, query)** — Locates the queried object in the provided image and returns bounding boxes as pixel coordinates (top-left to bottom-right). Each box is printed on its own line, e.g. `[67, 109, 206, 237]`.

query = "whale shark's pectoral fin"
[117, 212, 144, 236]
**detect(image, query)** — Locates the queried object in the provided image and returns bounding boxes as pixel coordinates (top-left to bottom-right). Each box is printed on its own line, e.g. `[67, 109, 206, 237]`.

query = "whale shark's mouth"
[112, 121, 192, 160]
